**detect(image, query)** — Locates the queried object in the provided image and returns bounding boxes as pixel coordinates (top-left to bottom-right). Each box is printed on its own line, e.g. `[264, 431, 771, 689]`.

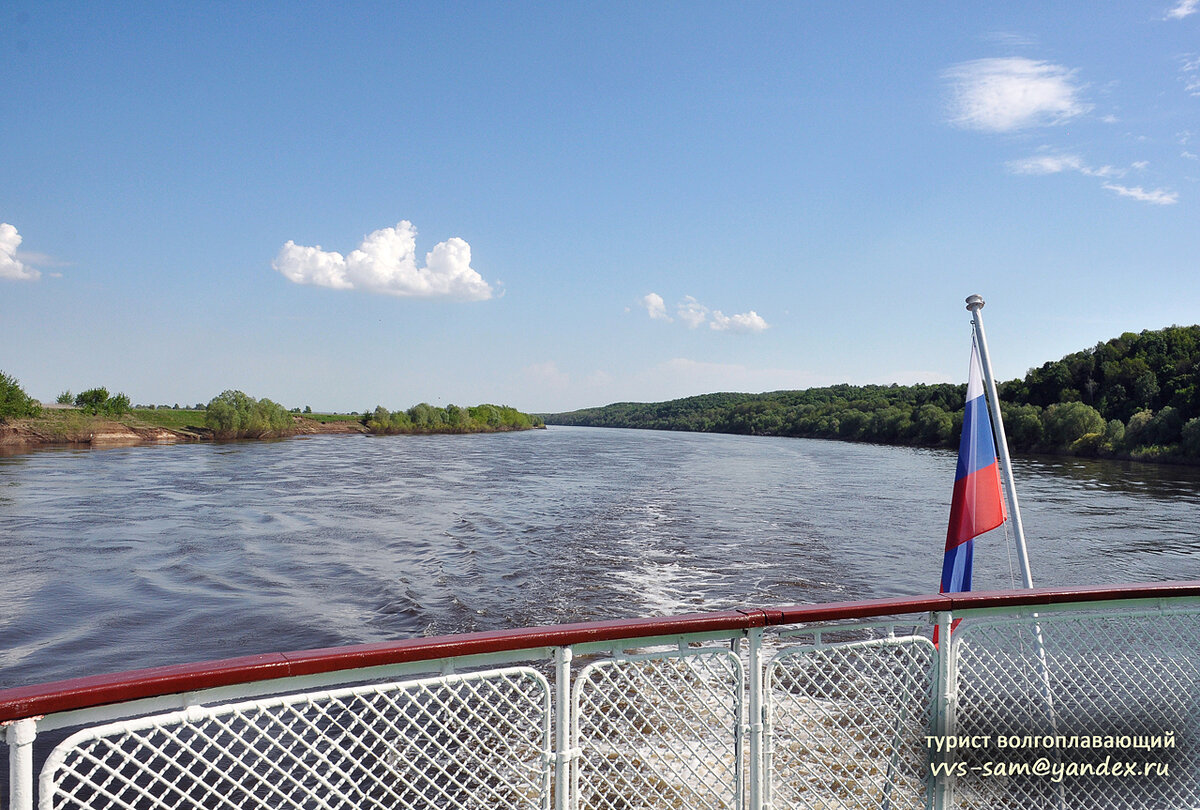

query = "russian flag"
[941, 339, 1007, 595]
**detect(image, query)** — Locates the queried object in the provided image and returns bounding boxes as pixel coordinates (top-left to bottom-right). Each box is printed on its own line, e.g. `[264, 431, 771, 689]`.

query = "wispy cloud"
[944, 57, 1090, 132]
[1006, 152, 1122, 178]
[1007, 152, 1178, 204]
[1101, 184, 1179, 205]
[1182, 56, 1200, 96]
[1166, 0, 1198, 19]
[1007, 153, 1086, 175]
[273, 221, 493, 300]
[0, 223, 40, 281]
[640, 293, 770, 334]
[982, 32, 1038, 48]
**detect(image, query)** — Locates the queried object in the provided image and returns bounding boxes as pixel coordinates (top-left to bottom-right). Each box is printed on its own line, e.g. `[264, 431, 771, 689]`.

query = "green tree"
[74, 387, 110, 415]
[1144, 406, 1184, 447]
[0, 372, 41, 420]
[365, 406, 392, 432]
[56, 390, 73, 405]
[204, 390, 291, 438]
[913, 404, 953, 445]
[999, 403, 1043, 451]
[103, 392, 131, 416]
[1041, 402, 1105, 449]
[1123, 410, 1154, 450]
[1182, 418, 1200, 458]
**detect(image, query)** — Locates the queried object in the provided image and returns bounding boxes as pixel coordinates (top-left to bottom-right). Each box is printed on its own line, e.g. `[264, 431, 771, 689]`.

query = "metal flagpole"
[964, 294, 1065, 810]
[965, 294, 1032, 588]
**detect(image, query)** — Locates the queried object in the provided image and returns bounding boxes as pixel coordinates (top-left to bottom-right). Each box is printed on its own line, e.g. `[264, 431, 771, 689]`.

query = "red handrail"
[1, 581, 1197, 723]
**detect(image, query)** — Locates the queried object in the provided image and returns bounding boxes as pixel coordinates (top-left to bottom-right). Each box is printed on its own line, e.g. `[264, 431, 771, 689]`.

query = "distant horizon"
[18, 316, 1196, 417]
[4, 3, 1198, 413]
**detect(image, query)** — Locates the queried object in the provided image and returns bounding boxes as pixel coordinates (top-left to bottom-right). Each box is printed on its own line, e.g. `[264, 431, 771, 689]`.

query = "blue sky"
[2, 2, 1198, 413]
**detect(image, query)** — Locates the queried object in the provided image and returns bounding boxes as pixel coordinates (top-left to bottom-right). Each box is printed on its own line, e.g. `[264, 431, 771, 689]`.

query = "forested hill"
[543, 325, 1200, 463]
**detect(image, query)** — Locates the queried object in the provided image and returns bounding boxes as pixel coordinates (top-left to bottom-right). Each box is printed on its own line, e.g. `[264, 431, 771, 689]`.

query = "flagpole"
[965, 294, 1065, 810]
[965, 294, 1033, 589]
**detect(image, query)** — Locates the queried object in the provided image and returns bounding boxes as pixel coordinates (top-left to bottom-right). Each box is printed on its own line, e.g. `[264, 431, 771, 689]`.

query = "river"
[2, 426, 1199, 690]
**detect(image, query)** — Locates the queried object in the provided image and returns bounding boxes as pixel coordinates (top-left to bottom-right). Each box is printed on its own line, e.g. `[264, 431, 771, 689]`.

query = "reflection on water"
[1, 427, 1198, 689]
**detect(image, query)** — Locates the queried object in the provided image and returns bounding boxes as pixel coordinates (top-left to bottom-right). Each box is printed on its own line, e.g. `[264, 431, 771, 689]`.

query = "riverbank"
[0, 408, 541, 454]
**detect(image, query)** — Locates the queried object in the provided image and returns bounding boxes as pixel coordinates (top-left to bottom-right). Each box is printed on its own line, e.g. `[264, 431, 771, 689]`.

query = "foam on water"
[2, 427, 1200, 689]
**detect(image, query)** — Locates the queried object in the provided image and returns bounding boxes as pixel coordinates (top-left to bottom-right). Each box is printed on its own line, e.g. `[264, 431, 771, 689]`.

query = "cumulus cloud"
[273, 221, 492, 300]
[944, 57, 1090, 132]
[1101, 184, 1179, 205]
[640, 292, 672, 321]
[644, 294, 770, 333]
[710, 309, 769, 333]
[676, 296, 710, 328]
[0, 223, 40, 281]
[1166, 0, 1198, 19]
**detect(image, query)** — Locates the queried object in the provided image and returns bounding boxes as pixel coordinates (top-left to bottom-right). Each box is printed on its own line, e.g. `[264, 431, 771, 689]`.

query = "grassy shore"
[0, 405, 543, 452]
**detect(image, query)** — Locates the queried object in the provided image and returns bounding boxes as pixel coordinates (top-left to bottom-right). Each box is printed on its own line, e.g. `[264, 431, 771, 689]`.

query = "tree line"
[1, 376, 543, 440]
[363, 403, 544, 434]
[543, 325, 1200, 463]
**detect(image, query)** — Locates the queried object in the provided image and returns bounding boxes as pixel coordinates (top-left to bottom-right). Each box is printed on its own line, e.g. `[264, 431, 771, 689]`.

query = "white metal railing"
[3, 584, 1200, 810]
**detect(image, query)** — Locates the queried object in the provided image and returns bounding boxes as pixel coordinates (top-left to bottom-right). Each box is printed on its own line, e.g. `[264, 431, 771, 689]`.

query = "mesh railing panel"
[766, 635, 935, 810]
[573, 648, 743, 810]
[951, 609, 1200, 810]
[40, 667, 552, 810]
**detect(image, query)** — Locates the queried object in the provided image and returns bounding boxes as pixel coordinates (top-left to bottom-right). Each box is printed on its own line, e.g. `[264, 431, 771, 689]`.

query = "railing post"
[6, 718, 37, 810]
[748, 627, 765, 810]
[555, 646, 573, 810]
[932, 612, 956, 810]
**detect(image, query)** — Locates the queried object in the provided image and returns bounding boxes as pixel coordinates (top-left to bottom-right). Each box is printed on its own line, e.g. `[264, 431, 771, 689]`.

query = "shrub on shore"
[73, 387, 132, 416]
[204, 390, 291, 438]
[0, 371, 42, 421]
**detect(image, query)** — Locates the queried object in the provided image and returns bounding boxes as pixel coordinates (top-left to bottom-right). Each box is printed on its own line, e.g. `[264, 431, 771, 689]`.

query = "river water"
[2, 426, 1199, 690]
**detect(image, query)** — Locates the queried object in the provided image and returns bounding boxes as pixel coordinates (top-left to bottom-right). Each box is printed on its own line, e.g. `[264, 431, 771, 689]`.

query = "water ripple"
[2, 427, 1200, 688]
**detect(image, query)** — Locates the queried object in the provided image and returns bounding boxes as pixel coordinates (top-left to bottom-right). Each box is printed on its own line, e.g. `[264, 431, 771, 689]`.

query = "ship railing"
[2, 581, 1199, 810]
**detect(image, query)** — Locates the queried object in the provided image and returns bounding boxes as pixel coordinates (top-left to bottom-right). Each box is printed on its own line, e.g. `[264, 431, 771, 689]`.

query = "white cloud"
[1006, 154, 1085, 175]
[668, 295, 770, 333]
[1102, 184, 1179, 205]
[944, 57, 1090, 132]
[1009, 153, 1127, 178]
[1007, 154, 1177, 202]
[0, 223, 40, 281]
[676, 296, 710, 328]
[273, 221, 492, 300]
[1182, 56, 1200, 96]
[640, 292, 672, 321]
[1166, 0, 1198, 19]
[643, 294, 771, 334]
[710, 310, 769, 333]
[982, 32, 1038, 48]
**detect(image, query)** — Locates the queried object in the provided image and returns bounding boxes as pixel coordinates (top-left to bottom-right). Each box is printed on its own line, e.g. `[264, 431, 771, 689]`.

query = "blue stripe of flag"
[941, 538, 974, 592]
[954, 394, 997, 482]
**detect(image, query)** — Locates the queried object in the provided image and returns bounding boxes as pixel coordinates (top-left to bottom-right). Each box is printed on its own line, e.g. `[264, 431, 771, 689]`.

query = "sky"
[2, 2, 1198, 414]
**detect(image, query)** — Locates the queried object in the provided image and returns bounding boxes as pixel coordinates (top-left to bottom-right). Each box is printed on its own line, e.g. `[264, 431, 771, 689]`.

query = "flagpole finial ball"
[965, 294, 985, 312]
